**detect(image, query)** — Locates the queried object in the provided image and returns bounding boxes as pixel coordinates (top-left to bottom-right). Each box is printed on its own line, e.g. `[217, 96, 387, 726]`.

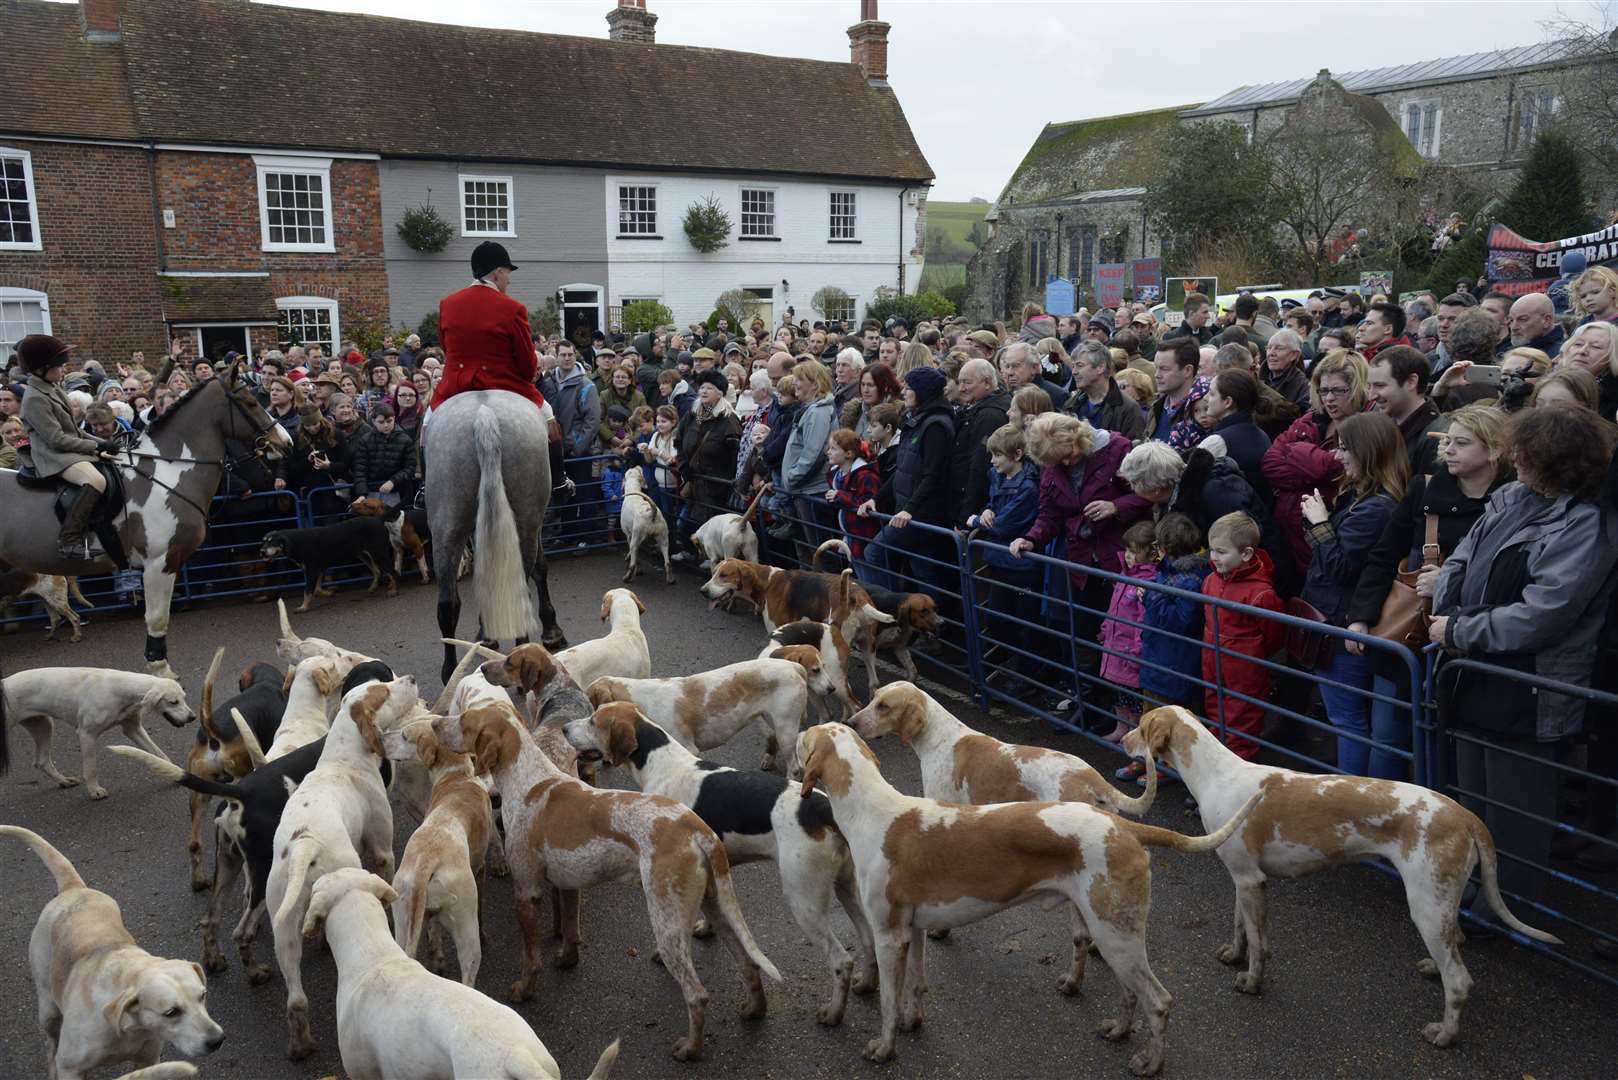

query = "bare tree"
[1538, 6, 1618, 207]
[1262, 124, 1384, 283]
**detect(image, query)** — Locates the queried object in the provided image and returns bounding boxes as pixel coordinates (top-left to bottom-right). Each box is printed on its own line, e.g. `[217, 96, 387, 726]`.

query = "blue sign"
[1044, 277, 1076, 317]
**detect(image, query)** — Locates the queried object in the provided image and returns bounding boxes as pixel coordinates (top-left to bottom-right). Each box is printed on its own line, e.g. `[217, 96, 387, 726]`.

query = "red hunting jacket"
[429, 283, 545, 411]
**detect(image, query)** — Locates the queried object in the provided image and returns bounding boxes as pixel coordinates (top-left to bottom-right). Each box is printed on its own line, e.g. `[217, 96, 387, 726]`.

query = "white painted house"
[604, 172, 926, 328]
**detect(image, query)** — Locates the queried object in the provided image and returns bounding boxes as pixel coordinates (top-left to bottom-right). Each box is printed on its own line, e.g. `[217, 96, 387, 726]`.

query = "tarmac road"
[2, 551, 1615, 1079]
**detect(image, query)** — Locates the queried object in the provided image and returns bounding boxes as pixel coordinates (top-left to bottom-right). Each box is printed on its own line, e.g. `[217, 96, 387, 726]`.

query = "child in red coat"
[825, 428, 881, 572]
[1202, 511, 1285, 759]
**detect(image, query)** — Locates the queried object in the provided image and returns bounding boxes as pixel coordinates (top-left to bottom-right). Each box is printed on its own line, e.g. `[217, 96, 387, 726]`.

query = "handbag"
[1369, 499, 1440, 649]
[1283, 596, 1331, 670]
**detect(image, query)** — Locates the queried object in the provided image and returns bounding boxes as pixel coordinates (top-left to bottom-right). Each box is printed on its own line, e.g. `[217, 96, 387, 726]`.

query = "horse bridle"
[112, 383, 285, 519]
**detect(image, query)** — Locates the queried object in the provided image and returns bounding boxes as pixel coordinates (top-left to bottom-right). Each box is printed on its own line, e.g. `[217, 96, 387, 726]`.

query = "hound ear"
[1139, 709, 1176, 760]
[361, 872, 398, 906]
[516, 647, 554, 694]
[415, 729, 441, 770]
[351, 686, 386, 757]
[799, 731, 824, 798]
[585, 680, 615, 708]
[302, 882, 337, 939]
[104, 988, 140, 1035]
[606, 713, 639, 766]
[633, 592, 646, 615]
[474, 724, 509, 775]
[313, 662, 342, 698]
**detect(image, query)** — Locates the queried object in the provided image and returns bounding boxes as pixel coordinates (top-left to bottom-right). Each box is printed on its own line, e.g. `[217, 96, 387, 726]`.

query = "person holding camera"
[1345, 404, 1511, 778]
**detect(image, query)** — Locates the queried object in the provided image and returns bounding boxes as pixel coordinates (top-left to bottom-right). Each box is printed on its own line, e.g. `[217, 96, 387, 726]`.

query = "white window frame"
[255, 155, 335, 253]
[274, 295, 340, 355]
[0, 146, 43, 251]
[739, 187, 777, 239]
[616, 184, 659, 237]
[1400, 99, 1443, 160]
[829, 190, 858, 242]
[0, 285, 50, 361]
[459, 174, 515, 238]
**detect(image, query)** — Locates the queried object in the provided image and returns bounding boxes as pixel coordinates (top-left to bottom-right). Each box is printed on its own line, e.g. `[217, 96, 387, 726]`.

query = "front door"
[195, 325, 252, 364]
[560, 285, 602, 348]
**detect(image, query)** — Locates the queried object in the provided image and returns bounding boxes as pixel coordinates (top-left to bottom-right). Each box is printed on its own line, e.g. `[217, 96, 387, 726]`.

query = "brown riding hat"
[15, 334, 73, 375]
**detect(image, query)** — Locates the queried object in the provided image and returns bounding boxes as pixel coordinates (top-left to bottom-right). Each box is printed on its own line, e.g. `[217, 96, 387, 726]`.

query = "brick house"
[0, 0, 931, 365]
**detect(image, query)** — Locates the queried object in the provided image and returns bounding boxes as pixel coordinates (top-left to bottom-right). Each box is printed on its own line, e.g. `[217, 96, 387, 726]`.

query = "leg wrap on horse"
[145, 634, 168, 663]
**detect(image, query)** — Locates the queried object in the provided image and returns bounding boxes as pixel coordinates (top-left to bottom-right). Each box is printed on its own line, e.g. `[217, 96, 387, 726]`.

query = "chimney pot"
[848, 1, 890, 83]
[607, 0, 657, 45]
[79, 0, 121, 41]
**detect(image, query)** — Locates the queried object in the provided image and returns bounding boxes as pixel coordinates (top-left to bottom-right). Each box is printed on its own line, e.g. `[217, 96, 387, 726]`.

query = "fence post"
[957, 535, 987, 708]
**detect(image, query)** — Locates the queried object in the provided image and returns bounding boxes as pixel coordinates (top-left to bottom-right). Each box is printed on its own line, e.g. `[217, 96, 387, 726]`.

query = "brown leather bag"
[1369, 502, 1441, 649]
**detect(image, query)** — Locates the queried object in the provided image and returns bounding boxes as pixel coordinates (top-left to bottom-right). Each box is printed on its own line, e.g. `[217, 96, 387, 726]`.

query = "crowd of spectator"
[7, 266, 1618, 931]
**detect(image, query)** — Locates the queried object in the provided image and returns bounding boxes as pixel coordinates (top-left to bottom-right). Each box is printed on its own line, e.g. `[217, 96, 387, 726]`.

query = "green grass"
[927, 200, 989, 249]
[919, 263, 966, 292]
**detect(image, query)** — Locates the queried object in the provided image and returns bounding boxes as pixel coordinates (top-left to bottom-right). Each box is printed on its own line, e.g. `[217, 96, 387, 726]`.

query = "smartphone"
[1464, 364, 1503, 387]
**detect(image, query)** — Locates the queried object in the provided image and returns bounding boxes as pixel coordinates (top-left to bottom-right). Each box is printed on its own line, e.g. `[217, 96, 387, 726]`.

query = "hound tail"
[234, 709, 268, 768]
[472, 404, 534, 642]
[108, 745, 245, 804]
[198, 647, 225, 746]
[0, 825, 86, 893]
[585, 1039, 621, 1080]
[392, 868, 430, 959]
[699, 832, 781, 982]
[812, 538, 852, 572]
[739, 483, 771, 524]
[277, 598, 296, 643]
[1127, 788, 1261, 853]
[273, 833, 323, 927]
[1468, 814, 1563, 944]
[113, 1063, 199, 1080]
[1107, 743, 1157, 817]
[431, 638, 507, 714]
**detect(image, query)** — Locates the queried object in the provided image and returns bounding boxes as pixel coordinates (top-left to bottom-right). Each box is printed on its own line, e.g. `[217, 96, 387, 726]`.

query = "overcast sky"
[255, 0, 1565, 200]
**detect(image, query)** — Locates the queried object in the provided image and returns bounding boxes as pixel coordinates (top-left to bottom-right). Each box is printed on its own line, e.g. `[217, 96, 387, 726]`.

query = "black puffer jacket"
[949, 388, 1009, 528]
[352, 426, 417, 497]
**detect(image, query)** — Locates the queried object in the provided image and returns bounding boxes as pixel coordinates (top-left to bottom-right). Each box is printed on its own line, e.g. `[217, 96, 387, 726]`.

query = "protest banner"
[1485, 221, 1618, 296]
[1359, 270, 1392, 297]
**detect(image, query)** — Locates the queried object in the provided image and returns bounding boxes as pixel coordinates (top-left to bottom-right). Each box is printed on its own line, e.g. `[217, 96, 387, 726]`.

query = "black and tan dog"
[348, 496, 433, 583]
[181, 648, 288, 890]
[260, 516, 397, 612]
[812, 539, 943, 685]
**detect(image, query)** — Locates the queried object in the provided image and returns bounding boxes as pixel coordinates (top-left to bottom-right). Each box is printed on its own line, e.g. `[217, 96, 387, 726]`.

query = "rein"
[109, 385, 283, 521]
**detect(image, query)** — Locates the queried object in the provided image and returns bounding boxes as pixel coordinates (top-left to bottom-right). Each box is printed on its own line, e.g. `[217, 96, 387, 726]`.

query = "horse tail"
[473, 404, 535, 642]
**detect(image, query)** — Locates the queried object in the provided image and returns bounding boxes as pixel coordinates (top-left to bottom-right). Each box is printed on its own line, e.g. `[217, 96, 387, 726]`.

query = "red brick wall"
[0, 141, 166, 366]
[157, 152, 390, 340]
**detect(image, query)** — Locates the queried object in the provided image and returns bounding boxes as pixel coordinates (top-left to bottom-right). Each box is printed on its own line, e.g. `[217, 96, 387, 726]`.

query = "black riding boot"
[58, 485, 104, 561]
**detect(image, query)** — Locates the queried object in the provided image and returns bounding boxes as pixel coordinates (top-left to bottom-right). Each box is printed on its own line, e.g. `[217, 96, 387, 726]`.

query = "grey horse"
[0, 369, 291, 678]
[425, 389, 565, 685]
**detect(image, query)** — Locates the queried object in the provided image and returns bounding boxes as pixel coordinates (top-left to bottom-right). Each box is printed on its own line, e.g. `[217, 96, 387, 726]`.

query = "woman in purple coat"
[1009, 413, 1153, 689]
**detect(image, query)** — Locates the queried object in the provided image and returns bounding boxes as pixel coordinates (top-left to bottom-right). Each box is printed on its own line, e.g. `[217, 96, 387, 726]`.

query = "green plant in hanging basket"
[397, 201, 454, 253]
[683, 194, 732, 253]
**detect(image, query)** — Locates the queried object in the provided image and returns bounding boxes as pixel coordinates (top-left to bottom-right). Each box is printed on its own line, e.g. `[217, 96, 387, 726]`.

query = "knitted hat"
[903, 365, 947, 402]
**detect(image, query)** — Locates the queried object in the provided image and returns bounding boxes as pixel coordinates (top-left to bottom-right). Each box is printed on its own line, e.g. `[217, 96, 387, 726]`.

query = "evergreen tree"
[1494, 128, 1593, 242]
[1426, 128, 1591, 295]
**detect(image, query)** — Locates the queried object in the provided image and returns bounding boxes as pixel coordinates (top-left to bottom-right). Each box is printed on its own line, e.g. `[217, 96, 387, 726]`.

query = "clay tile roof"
[159, 275, 277, 324]
[100, 0, 931, 184]
[0, 1, 140, 141]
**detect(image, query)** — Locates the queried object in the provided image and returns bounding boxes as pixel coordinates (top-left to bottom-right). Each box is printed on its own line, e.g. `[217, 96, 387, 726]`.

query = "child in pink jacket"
[1100, 520, 1158, 743]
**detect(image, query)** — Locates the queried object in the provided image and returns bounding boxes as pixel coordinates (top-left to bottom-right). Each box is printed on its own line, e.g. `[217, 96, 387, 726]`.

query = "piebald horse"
[424, 389, 565, 685]
[0, 367, 292, 678]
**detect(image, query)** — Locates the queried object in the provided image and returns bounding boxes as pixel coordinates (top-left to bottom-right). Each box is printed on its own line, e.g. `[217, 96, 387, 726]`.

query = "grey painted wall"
[380, 160, 608, 328]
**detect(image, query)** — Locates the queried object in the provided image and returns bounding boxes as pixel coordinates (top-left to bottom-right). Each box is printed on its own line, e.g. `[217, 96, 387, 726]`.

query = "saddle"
[14, 460, 131, 569]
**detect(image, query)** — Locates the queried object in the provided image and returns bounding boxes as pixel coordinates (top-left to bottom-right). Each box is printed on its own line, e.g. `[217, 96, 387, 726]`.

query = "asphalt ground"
[2, 550, 1616, 1079]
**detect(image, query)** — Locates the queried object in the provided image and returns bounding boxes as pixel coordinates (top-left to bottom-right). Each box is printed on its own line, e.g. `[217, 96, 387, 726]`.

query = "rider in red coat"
[428, 241, 545, 412]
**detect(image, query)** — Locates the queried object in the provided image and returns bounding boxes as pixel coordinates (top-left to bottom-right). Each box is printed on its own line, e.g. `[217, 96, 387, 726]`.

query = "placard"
[1095, 264, 1128, 308]
[1044, 277, 1076, 317]
[1131, 258, 1162, 302]
[1163, 276, 1217, 328]
[1359, 270, 1393, 298]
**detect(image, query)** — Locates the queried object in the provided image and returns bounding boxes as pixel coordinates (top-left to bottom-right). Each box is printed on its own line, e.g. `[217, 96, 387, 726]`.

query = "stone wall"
[965, 197, 1158, 321]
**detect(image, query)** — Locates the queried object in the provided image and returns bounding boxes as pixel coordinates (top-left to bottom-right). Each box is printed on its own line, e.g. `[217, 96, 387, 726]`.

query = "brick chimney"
[79, 0, 121, 41]
[847, 0, 890, 83]
[606, 0, 657, 44]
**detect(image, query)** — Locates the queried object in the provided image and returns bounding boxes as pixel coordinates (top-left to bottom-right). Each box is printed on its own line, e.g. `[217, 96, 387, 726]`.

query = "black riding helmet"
[15, 334, 73, 376]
